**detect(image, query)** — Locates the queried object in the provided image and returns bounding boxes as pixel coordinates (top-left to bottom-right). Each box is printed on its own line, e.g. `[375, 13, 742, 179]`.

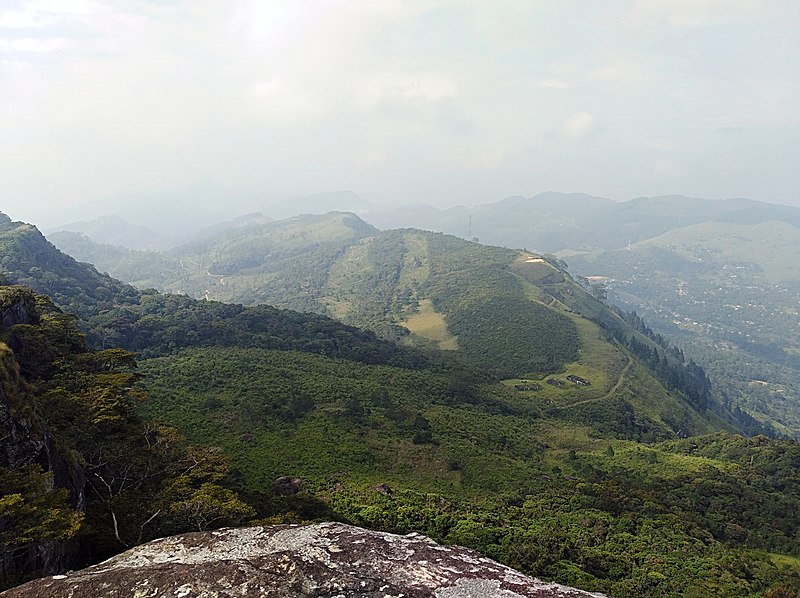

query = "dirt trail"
[568, 353, 633, 408]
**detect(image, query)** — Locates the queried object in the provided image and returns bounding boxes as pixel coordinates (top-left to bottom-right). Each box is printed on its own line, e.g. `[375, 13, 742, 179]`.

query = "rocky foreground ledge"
[3, 522, 606, 597]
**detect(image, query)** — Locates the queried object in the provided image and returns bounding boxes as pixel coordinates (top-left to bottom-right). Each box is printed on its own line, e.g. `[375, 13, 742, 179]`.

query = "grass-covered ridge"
[138, 345, 800, 597]
[3, 210, 798, 594]
[49, 214, 583, 377]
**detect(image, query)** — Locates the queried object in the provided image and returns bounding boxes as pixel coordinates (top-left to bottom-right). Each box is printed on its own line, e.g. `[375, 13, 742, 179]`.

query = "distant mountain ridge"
[47, 215, 168, 251]
[45, 209, 750, 437]
[365, 192, 800, 253]
[3, 210, 800, 596]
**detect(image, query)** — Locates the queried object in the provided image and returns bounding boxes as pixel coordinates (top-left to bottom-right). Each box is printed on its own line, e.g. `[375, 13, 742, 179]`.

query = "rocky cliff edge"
[3, 522, 607, 597]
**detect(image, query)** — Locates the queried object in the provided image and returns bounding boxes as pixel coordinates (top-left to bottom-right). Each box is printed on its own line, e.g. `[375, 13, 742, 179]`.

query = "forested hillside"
[48, 212, 722, 394]
[50, 210, 763, 435]
[2, 212, 799, 595]
[564, 219, 800, 438]
[366, 194, 800, 438]
[0, 286, 254, 589]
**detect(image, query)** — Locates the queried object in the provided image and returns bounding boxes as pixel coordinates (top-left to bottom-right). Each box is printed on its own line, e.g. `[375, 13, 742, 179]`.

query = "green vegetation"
[137, 346, 800, 597]
[566, 220, 800, 437]
[2, 211, 799, 596]
[0, 288, 254, 589]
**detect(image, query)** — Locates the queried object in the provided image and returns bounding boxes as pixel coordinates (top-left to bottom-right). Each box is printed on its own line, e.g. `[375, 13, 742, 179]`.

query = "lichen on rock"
[3, 522, 607, 597]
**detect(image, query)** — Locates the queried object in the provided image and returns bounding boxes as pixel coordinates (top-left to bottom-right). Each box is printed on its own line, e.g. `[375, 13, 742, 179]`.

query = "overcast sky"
[1, 0, 799, 226]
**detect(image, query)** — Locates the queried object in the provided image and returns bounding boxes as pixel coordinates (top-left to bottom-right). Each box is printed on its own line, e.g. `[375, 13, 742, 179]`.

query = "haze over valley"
[2, 1, 799, 596]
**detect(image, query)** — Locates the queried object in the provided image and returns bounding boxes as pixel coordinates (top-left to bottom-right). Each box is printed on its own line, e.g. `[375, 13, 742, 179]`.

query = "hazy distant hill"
[566, 218, 800, 436]
[264, 190, 374, 219]
[47, 230, 186, 290]
[47, 215, 167, 250]
[366, 192, 800, 252]
[47, 181, 262, 247]
[4, 212, 800, 596]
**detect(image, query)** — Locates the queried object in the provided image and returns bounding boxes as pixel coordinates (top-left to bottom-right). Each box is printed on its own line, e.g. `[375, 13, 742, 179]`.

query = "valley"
[4, 2, 797, 595]
[1, 209, 799, 596]
[363, 194, 800, 438]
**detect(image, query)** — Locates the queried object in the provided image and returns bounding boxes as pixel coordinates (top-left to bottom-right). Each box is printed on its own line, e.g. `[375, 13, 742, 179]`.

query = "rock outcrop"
[0, 286, 39, 331]
[0, 288, 45, 471]
[0, 287, 84, 581]
[3, 522, 607, 597]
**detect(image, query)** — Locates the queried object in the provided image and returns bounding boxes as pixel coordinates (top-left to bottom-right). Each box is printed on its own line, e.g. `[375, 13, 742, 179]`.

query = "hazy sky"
[1, 0, 799, 226]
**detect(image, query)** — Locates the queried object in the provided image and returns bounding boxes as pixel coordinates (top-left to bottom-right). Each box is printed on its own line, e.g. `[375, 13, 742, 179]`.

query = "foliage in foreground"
[139, 346, 800, 597]
[0, 289, 254, 589]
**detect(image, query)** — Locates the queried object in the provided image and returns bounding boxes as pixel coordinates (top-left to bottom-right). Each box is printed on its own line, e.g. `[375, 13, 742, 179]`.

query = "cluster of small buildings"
[514, 376, 591, 391]
[566, 375, 591, 386]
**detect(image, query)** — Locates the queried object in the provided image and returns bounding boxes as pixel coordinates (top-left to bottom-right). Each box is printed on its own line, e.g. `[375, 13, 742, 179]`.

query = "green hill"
[1, 213, 800, 595]
[43, 211, 752, 432]
[367, 192, 800, 253]
[51, 213, 582, 374]
[366, 195, 800, 437]
[566, 219, 800, 436]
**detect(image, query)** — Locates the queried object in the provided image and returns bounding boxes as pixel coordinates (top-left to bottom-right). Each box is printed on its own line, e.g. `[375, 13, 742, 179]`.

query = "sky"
[1, 0, 799, 227]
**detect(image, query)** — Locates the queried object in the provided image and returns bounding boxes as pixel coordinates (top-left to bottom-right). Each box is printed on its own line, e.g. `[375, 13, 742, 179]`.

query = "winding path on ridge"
[567, 351, 633, 408]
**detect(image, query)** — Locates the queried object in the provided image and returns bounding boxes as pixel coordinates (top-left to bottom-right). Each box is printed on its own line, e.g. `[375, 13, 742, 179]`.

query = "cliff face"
[3, 522, 606, 598]
[0, 288, 44, 471]
[0, 288, 83, 582]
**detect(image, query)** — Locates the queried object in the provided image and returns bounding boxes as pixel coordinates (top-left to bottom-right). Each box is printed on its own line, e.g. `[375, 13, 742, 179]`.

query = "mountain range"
[1, 208, 799, 596]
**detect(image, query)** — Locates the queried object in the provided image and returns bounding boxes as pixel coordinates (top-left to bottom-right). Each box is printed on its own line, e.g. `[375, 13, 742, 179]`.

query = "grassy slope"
[4, 212, 798, 594]
[137, 346, 800, 597]
[565, 219, 800, 436]
[637, 220, 800, 285]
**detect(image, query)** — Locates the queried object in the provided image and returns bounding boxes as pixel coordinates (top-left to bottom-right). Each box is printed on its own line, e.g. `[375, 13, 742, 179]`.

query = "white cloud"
[589, 61, 656, 86]
[563, 112, 596, 139]
[0, 37, 69, 52]
[537, 80, 573, 90]
[0, 0, 798, 217]
[247, 77, 328, 125]
[628, 0, 765, 28]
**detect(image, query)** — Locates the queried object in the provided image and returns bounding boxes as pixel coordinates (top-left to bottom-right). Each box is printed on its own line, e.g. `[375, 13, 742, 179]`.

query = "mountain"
[366, 194, 800, 437]
[363, 202, 472, 236]
[47, 211, 722, 412]
[45, 181, 262, 247]
[366, 192, 800, 253]
[264, 190, 375, 220]
[3, 213, 800, 596]
[46, 215, 167, 251]
[2, 218, 431, 369]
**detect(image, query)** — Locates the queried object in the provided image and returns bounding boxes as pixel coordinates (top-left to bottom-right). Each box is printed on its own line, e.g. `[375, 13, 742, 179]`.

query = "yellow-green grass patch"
[401, 299, 458, 350]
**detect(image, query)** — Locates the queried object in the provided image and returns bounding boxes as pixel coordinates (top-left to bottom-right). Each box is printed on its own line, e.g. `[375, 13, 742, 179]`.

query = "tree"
[0, 465, 83, 584]
[167, 483, 256, 532]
